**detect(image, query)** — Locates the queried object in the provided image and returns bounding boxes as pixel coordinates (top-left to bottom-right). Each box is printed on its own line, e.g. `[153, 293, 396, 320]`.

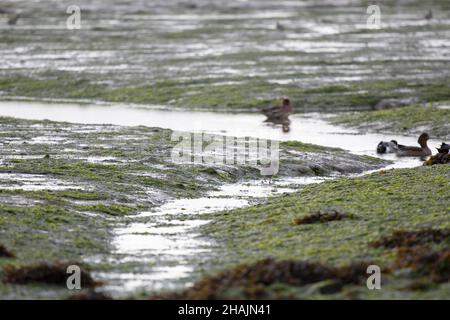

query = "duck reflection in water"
[261, 97, 293, 133]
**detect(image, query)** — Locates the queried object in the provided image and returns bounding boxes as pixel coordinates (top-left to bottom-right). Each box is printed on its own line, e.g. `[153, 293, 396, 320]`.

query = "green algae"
[75, 204, 135, 216]
[2, 73, 450, 112]
[0, 189, 106, 202]
[281, 141, 342, 153]
[199, 165, 450, 298]
[333, 105, 450, 139]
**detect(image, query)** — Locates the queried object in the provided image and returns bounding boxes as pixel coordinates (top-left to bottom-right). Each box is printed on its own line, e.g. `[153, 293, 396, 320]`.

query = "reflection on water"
[105, 175, 332, 294]
[0, 172, 85, 191]
[102, 196, 248, 293]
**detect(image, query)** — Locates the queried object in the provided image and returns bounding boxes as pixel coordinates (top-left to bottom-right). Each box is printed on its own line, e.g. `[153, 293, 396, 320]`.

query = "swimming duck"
[436, 142, 450, 154]
[7, 13, 20, 26]
[376, 140, 398, 154]
[395, 133, 431, 157]
[262, 98, 293, 123]
[423, 142, 449, 166]
[425, 9, 433, 20]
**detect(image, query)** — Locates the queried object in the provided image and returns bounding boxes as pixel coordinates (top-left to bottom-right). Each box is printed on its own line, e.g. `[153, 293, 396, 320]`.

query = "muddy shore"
[0, 0, 449, 300]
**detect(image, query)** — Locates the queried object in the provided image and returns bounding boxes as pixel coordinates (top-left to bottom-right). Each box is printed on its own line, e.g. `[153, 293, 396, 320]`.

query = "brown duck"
[262, 98, 293, 123]
[395, 133, 431, 157]
[423, 142, 450, 166]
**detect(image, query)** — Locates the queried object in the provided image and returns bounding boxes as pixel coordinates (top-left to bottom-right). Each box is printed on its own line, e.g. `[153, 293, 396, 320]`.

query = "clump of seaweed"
[2, 262, 98, 287]
[149, 259, 374, 300]
[370, 228, 450, 248]
[293, 210, 346, 225]
[335, 262, 374, 285]
[67, 290, 112, 300]
[0, 245, 15, 258]
[394, 247, 450, 283]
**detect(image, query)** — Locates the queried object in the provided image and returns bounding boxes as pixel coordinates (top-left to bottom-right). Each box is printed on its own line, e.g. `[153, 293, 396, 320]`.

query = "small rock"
[0, 245, 15, 258]
[373, 98, 419, 110]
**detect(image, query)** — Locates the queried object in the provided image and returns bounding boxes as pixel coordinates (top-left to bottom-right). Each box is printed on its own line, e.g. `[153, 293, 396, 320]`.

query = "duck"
[262, 98, 293, 123]
[376, 140, 398, 154]
[276, 21, 286, 31]
[436, 142, 450, 154]
[423, 142, 449, 166]
[7, 13, 20, 26]
[395, 133, 431, 157]
[425, 9, 433, 20]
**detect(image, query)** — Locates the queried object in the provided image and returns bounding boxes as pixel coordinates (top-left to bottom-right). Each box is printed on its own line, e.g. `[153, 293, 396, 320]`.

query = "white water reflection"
[108, 194, 248, 293]
[97, 266, 193, 293]
[212, 176, 330, 198]
[0, 173, 84, 191]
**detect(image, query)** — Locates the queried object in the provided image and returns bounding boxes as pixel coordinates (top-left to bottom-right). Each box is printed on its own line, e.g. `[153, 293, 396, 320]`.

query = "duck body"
[376, 140, 398, 154]
[262, 98, 292, 122]
[263, 112, 290, 125]
[424, 142, 450, 166]
[436, 142, 450, 154]
[262, 98, 293, 133]
[395, 133, 431, 157]
[424, 153, 449, 166]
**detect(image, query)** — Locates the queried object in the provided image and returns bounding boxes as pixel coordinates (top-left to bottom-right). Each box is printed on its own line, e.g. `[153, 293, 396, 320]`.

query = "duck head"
[418, 133, 430, 147]
[376, 141, 388, 153]
[387, 140, 399, 151]
[281, 98, 292, 113]
[437, 142, 450, 154]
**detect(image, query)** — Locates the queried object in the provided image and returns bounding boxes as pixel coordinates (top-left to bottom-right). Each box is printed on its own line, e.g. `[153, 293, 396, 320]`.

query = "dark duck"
[376, 140, 398, 154]
[424, 142, 450, 166]
[262, 98, 293, 123]
[377, 133, 432, 157]
[395, 133, 431, 157]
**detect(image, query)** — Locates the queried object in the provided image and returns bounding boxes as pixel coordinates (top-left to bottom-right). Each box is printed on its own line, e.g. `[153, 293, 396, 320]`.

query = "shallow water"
[0, 100, 439, 166]
[0, 172, 84, 191]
